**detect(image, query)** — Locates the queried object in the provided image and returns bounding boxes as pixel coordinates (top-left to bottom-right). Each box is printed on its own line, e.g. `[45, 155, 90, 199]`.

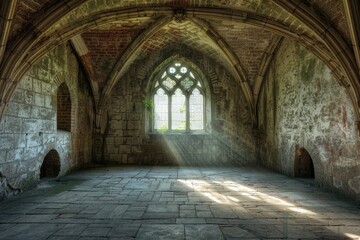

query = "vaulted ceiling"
[0, 0, 359, 127]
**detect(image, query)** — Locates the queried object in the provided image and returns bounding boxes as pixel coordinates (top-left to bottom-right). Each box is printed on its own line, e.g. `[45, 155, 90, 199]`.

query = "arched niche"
[57, 82, 72, 131]
[40, 149, 61, 178]
[294, 146, 315, 178]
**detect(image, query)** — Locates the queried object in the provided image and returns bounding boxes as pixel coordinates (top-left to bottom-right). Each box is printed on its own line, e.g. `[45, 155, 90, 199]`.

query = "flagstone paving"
[0, 166, 359, 239]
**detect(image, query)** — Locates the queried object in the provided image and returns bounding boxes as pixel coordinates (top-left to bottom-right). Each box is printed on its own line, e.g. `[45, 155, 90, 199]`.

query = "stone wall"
[257, 39, 360, 202]
[94, 45, 256, 166]
[0, 43, 93, 198]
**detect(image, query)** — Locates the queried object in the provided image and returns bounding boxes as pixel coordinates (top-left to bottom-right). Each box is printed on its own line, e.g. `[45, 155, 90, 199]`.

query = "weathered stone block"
[5, 117, 22, 133]
[25, 91, 34, 104]
[108, 153, 122, 161]
[42, 82, 52, 94]
[34, 93, 44, 107]
[22, 119, 39, 133]
[11, 90, 24, 103]
[105, 137, 114, 144]
[5, 103, 19, 116]
[125, 136, 141, 145]
[39, 107, 56, 119]
[131, 146, 142, 153]
[119, 145, 131, 153]
[0, 150, 7, 164]
[123, 130, 139, 137]
[122, 154, 128, 163]
[106, 145, 118, 154]
[110, 120, 126, 130]
[114, 137, 125, 144]
[128, 113, 140, 121]
[127, 121, 140, 130]
[43, 120, 55, 133]
[14, 134, 26, 148]
[6, 148, 24, 162]
[33, 79, 42, 93]
[44, 95, 54, 108]
[18, 104, 31, 118]
[26, 134, 42, 147]
[0, 119, 4, 133]
[23, 147, 40, 160]
[0, 134, 13, 149]
[20, 76, 33, 91]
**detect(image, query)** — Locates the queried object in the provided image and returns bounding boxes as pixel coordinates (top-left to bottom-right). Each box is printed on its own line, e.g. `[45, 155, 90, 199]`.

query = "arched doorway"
[57, 82, 71, 131]
[294, 146, 315, 178]
[40, 149, 61, 178]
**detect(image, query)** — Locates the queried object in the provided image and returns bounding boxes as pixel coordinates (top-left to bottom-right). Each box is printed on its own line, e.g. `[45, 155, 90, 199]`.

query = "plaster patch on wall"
[348, 176, 360, 194]
[334, 158, 360, 168]
[333, 177, 343, 189]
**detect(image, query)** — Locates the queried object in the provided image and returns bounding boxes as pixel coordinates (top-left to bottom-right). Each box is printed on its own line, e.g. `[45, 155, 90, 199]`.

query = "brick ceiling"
[5, 0, 352, 86]
[1, 0, 359, 124]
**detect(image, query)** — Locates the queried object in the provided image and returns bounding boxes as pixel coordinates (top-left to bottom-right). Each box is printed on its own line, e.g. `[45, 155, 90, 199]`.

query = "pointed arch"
[70, 34, 98, 104]
[147, 55, 212, 132]
[0, 0, 87, 79]
[40, 149, 61, 178]
[95, 16, 171, 128]
[0, 0, 87, 118]
[294, 146, 315, 178]
[0, 0, 18, 63]
[343, 0, 360, 76]
[274, 0, 360, 126]
[253, 36, 283, 111]
[57, 82, 72, 132]
[190, 17, 255, 123]
[0, 5, 358, 129]
[53, 71, 78, 133]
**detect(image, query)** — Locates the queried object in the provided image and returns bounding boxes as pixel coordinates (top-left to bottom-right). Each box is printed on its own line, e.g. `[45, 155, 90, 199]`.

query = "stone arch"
[146, 54, 211, 98]
[40, 149, 61, 178]
[53, 71, 78, 132]
[289, 141, 323, 183]
[138, 44, 252, 125]
[146, 55, 212, 132]
[1, 5, 359, 128]
[294, 145, 315, 178]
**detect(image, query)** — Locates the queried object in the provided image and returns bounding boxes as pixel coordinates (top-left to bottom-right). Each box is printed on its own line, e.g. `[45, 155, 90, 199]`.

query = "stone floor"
[0, 166, 359, 240]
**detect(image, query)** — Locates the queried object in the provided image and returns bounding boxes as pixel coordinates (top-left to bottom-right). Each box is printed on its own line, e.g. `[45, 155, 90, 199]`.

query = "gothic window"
[152, 61, 205, 132]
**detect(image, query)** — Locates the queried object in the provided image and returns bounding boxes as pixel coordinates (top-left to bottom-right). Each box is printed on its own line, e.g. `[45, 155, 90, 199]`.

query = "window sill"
[149, 130, 210, 135]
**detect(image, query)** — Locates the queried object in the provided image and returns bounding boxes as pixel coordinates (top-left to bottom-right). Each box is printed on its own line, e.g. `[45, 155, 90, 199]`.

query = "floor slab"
[0, 166, 359, 239]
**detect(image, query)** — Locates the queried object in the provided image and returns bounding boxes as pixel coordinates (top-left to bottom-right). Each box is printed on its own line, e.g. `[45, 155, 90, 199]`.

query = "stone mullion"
[186, 94, 190, 131]
[168, 94, 172, 131]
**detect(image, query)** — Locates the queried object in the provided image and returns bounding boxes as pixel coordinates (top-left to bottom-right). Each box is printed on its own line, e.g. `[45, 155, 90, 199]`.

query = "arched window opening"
[294, 147, 315, 178]
[57, 82, 71, 131]
[151, 60, 207, 132]
[190, 88, 204, 130]
[40, 149, 60, 178]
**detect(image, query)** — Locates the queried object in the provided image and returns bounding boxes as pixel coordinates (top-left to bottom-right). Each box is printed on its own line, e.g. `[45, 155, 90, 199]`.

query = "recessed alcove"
[40, 149, 61, 178]
[294, 147, 315, 178]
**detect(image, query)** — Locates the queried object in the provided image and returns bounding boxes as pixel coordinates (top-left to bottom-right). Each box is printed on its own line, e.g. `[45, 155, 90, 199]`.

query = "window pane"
[162, 77, 176, 90]
[154, 88, 168, 130]
[169, 67, 176, 74]
[181, 77, 194, 90]
[190, 89, 204, 130]
[171, 89, 186, 130]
